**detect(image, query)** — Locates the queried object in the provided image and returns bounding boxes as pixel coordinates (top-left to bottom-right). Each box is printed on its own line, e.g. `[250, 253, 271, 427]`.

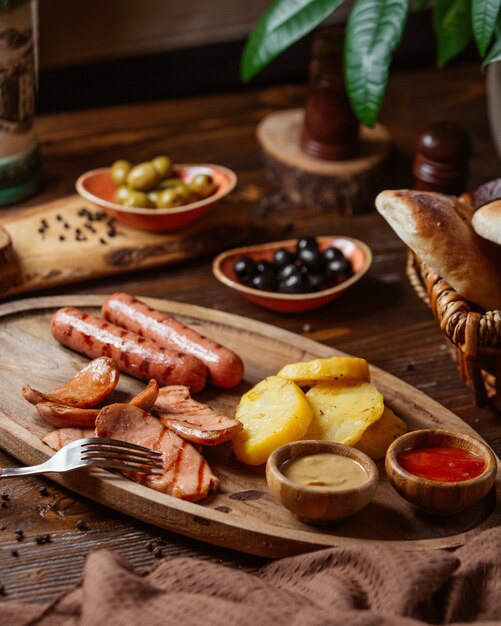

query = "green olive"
[127, 162, 160, 191]
[174, 182, 192, 203]
[110, 160, 131, 186]
[158, 177, 183, 190]
[114, 185, 132, 204]
[147, 189, 160, 205]
[156, 188, 183, 209]
[189, 173, 217, 198]
[123, 190, 154, 208]
[152, 155, 172, 179]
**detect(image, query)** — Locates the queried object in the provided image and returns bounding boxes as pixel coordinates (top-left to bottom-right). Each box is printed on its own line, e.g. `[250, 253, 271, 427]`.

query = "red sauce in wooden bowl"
[397, 446, 486, 482]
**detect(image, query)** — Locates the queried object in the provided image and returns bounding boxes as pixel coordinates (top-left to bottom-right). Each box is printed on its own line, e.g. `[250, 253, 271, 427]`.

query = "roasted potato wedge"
[305, 381, 384, 446]
[355, 406, 407, 460]
[277, 356, 369, 387]
[233, 376, 313, 466]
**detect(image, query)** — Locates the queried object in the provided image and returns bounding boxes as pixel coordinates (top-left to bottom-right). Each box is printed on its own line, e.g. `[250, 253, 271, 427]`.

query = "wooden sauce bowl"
[385, 429, 497, 515]
[266, 440, 378, 523]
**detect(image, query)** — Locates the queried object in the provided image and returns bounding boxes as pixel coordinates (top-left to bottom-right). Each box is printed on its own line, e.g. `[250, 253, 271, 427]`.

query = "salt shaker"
[412, 121, 472, 195]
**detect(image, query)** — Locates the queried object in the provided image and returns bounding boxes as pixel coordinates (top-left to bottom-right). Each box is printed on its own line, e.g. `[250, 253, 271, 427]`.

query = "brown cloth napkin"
[3, 527, 501, 626]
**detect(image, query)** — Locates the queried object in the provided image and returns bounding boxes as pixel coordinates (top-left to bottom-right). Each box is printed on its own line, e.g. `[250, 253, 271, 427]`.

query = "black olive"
[277, 263, 301, 282]
[279, 274, 307, 294]
[256, 260, 274, 274]
[273, 248, 296, 268]
[298, 247, 324, 271]
[251, 272, 275, 291]
[305, 273, 327, 292]
[234, 256, 256, 284]
[296, 236, 318, 253]
[325, 258, 353, 286]
[323, 246, 346, 263]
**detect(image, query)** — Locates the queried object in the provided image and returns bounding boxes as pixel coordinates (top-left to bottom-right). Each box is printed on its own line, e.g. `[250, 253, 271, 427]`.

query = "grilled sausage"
[129, 379, 159, 411]
[153, 385, 242, 446]
[36, 402, 99, 428]
[96, 403, 219, 501]
[102, 293, 244, 389]
[22, 356, 120, 408]
[42, 428, 95, 451]
[51, 307, 207, 392]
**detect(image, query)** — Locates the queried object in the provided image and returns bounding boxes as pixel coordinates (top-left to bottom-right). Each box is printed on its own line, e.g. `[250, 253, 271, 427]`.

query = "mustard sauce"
[281, 453, 369, 489]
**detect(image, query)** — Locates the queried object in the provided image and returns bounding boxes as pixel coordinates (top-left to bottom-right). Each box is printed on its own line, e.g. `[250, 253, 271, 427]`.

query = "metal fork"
[0, 438, 164, 478]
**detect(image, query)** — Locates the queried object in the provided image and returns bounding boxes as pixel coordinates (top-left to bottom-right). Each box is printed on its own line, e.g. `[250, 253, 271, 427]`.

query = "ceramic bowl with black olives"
[212, 236, 372, 313]
[76, 157, 237, 232]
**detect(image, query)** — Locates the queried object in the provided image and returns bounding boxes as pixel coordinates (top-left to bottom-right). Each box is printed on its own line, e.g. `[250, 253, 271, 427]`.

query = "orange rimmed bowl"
[212, 236, 372, 313]
[76, 164, 237, 232]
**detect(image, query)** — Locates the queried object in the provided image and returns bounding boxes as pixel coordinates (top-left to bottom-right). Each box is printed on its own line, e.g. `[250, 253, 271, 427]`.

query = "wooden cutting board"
[0, 195, 247, 298]
[0, 295, 499, 558]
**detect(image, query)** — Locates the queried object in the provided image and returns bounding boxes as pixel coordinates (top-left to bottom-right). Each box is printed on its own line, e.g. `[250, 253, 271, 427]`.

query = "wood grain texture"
[0, 295, 499, 560]
[0, 196, 246, 297]
[257, 109, 391, 214]
[0, 62, 499, 605]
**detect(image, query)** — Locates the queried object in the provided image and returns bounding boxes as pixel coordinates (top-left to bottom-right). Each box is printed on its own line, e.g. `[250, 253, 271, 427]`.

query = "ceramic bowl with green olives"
[76, 160, 237, 232]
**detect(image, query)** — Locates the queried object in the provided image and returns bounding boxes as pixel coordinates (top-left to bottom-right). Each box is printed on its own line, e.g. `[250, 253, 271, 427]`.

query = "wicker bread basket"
[407, 251, 501, 410]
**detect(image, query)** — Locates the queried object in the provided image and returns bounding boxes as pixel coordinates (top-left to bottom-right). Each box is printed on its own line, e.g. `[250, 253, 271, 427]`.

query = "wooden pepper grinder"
[301, 27, 359, 160]
[413, 121, 472, 195]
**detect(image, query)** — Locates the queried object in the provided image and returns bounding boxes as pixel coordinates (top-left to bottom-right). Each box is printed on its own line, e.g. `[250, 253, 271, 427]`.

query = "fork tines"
[80, 438, 164, 475]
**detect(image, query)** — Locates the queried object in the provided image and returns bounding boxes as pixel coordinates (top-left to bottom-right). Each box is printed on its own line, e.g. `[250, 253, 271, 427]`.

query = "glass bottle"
[0, 0, 40, 206]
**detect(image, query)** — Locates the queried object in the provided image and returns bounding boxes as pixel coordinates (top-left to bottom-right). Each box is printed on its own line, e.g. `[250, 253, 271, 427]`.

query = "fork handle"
[0, 464, 49, 478]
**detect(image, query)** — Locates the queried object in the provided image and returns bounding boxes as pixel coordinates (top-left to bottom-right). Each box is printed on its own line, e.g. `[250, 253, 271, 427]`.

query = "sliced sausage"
[102, 293, 244, 389]
[129, 379, 159, 411]
[41, 427, 95, 451]
[95, 403, 219, 501]
[153, 385, 242, 446]
[36, 402, 99, 428]
[22, 356, 120, 408]
[51, 307, 207, 393]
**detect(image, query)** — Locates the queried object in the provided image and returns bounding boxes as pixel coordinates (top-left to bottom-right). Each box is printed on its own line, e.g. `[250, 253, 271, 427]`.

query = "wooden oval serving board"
[0, 295, 499, 558]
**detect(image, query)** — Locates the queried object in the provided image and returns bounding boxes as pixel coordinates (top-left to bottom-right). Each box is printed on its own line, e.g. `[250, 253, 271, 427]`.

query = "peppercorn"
[75, 520, 88, 531]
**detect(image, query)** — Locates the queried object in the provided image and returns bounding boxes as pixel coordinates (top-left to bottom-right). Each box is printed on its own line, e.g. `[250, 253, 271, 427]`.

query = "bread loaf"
[375, 190, 501, 311]
[472, 200, 501, 245]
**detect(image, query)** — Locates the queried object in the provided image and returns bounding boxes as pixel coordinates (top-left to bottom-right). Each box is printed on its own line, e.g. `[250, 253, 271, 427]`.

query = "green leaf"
[344, 0, 408, 127]
[413, 0, 430, 10]
[433, 0, 473, 67]
[472, 0, 500, 56]
[241, 0, 344, 82]
[483, 16, 501, 65]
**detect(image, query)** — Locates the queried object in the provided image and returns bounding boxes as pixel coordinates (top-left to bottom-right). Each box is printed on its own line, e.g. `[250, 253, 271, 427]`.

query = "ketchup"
[397, 446, 486, 482]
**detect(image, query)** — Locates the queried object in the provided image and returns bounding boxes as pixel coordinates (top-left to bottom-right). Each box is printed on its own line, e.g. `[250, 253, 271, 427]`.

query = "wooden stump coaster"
[257, 108, 391, 215]
[0, 194, 247, 299]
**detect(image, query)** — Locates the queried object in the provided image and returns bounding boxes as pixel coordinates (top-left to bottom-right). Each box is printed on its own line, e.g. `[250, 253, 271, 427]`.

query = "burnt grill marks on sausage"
[122, 351, 130, 368]
[172, 440, 186, 488]
[139, 357, 151, 376]
[197, 456, 205, 498]
[82, 333, 94, 349]
[102, 293, 243, 389]
[51, 307, 207, 391]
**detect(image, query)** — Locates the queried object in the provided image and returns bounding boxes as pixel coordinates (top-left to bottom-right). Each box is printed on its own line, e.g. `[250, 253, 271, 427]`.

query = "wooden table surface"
[0, 62, 500, 605]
